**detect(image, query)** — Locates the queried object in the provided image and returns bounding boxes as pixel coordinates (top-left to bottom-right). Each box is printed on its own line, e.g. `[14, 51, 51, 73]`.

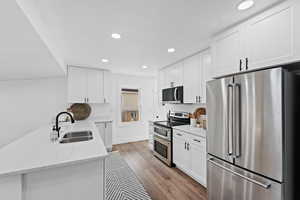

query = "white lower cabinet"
[173, 130, 206, 187]
[148, 122, 154, 151]
[95, 121, 112, 152]
[173, 136, 189, 171]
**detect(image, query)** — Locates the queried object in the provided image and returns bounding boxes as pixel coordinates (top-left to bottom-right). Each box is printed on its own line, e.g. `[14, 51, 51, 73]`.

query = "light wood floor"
[113, 140, 208, 200]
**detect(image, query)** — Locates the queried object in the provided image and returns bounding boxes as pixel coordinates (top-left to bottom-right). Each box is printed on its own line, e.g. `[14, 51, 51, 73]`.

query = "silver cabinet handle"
[208, 158, 271, 189]
[193, 139, 201, 143]
[184, 142, 187, 149]
[187, 143, 190, 151]
[176, 133, 182, 136]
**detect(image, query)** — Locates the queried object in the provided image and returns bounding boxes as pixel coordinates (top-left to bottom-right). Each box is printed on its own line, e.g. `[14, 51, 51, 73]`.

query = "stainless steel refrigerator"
[206, 67, 298, 200]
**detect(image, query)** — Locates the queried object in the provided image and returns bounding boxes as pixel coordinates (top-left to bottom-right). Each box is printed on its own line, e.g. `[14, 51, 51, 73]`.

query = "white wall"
[0, 77, 67, 148]
[0, 73, 156, 148]
[161, 103, 206, 115]
[111, 74, 156, 144]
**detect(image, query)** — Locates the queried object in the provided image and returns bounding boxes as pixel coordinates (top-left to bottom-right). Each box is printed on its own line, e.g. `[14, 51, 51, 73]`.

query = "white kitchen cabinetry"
[95, 121, 112, 152]
[87, 68, 104, 103]
[183, 54, 201, 104]
[212, 28, 243, 77]
[244, 5, 293, 70]
[201, 50, 213, 103]
[211, 2, 294, 77]
[148, 121, 154, 151]
[190, 138, 207, 186]
[183, 50, 212, 104]
[163, 62, 184, 88]
[173, 130, 207, 187]
[173, 135, 189, 171]
[103, 70, 112, 103]
[68, 66, 111, 104]
[68, 67, 87, 103]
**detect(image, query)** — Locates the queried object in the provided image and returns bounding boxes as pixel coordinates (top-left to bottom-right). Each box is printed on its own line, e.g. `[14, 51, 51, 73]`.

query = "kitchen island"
[0, 121, 108, 200]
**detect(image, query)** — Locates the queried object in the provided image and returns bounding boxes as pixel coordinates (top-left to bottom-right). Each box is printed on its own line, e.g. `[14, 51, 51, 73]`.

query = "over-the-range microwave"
[162, 86, 183, 104]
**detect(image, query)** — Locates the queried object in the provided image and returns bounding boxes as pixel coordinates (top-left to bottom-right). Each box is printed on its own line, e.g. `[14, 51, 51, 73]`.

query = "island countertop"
[0, 121, 108, 177]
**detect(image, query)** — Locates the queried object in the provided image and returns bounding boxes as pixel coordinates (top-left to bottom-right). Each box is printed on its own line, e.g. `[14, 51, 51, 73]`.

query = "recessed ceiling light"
[111, 33, 121, 39]
[101, 59, 109, 63]
[141, 65, 148, 69]
[237, 0, 254, 11]
[168, 48, 176, 53]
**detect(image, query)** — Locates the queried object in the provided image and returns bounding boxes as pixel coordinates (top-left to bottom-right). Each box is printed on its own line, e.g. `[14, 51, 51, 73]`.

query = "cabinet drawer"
[190, 135, 206, 148]
[173, 130, 188, 139]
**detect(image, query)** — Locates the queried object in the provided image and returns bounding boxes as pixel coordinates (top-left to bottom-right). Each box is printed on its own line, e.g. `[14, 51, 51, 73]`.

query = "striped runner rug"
[105, 152, 152, 200]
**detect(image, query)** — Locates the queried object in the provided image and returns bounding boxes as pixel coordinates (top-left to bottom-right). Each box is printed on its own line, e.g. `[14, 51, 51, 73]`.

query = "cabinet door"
[68, 67, 87, 103]
[103, 70, 112, 103]
[173, 133, 189, 171]
[212, 28, 242, 77]
[166, 62, 184, 88]
[104, 122, 112, 151]
[244, 5, 293, 70]
[95, 123, 106, 145]
[183, 54, 201, 104]
[190, 140, 207, 187]
[87, 69, 104, 103]
[200, 50, 212, 103]
[158, 70, 165, 101]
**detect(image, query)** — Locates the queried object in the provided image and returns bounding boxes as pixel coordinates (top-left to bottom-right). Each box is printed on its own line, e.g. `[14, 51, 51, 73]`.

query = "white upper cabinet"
[87, 69, 104, 103]
[244, 5, 293, 69]
[68, 67, 87, 103]
[211, 1, 296, 77]
[212, 28, 243, 77]
[163, 62, 184, 88]
[68, 66, 112, 104]
[183, 54, 201, 104]
[159, 49, 212, 104]
[201, 49, 213, 103]
[103, 70, 112, 103]
[183, 49, 212, 104]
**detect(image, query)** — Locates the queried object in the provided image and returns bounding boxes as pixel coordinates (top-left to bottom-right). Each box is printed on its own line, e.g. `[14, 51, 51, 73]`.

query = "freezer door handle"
[227, 84, 234, 156]
[208, 158, 271, 189]
[234, 83, 241, 158]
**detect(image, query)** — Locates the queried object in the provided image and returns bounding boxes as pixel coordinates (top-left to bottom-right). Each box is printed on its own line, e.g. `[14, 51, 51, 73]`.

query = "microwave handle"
[174, 88, 178, 101]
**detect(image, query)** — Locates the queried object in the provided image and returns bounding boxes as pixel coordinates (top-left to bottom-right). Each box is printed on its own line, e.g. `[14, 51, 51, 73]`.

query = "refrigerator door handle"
[208, 158, 271, 189]
[227, 84, 234, 156]
[234, 83, 241, 158]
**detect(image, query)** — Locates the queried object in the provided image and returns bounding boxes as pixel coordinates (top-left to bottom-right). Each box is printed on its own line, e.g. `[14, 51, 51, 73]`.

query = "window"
[121, 88, 140, 122]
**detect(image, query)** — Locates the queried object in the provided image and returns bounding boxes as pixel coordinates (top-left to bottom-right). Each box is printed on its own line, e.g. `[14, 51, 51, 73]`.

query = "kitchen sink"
[59, 130, 93, 144]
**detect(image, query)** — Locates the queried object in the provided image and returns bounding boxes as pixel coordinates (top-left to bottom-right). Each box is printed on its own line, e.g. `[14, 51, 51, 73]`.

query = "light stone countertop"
[0, 120, 108, 177]
[173, 125, 206, 138]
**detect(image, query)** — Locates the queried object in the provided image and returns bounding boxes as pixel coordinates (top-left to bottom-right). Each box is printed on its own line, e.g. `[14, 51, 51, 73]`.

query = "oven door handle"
[154, 133, 170, 140]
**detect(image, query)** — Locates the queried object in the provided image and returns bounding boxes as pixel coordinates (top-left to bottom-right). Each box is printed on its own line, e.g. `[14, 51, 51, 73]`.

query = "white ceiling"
[17, 0, 285, 77]
[0, 0, 64, 81]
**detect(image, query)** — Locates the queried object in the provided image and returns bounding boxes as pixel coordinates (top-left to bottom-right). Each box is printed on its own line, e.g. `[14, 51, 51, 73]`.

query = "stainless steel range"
[153, 112, 190, 167]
